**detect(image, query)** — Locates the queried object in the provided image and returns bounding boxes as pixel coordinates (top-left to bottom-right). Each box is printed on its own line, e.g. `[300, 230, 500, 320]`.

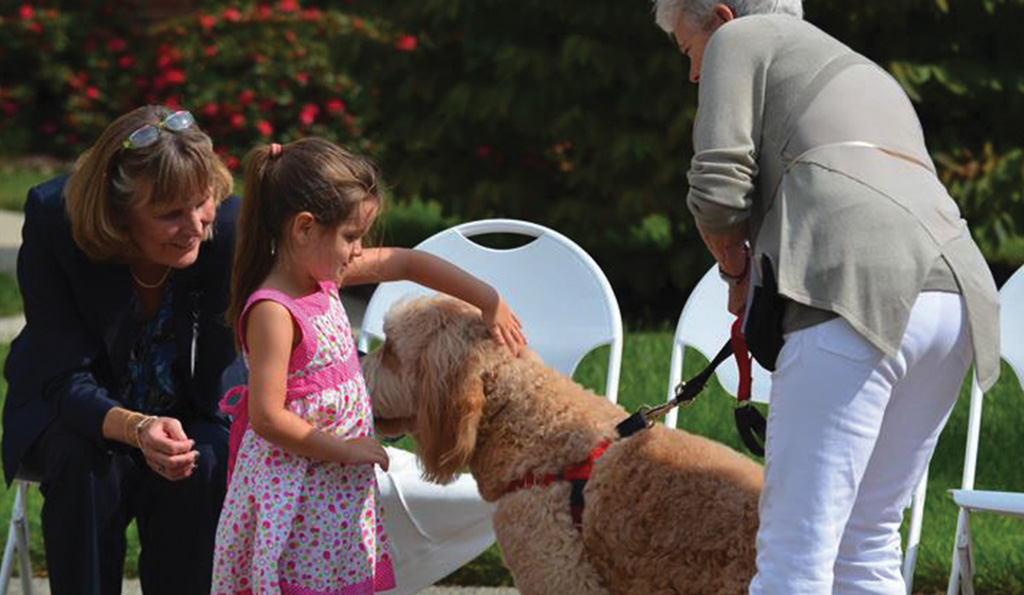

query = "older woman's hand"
[138, 416, 200, 481]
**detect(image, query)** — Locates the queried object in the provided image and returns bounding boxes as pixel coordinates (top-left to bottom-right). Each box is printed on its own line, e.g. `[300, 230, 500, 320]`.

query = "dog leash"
[615, 318, 767, 456]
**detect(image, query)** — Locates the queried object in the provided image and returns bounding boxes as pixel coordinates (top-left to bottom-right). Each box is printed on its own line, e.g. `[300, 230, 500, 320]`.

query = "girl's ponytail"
[227, 144, 278, 345]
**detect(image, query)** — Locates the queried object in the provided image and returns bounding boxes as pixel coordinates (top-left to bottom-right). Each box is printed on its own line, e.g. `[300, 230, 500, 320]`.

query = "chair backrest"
[960, 265, 1024, 490]
[357, 219, 623, 402]
[664, 265, 773, 428]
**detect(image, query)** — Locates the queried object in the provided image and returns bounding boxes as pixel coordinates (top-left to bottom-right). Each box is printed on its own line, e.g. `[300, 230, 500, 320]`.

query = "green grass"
[0, 273, 22, 317]
[0, 162, 69, 213]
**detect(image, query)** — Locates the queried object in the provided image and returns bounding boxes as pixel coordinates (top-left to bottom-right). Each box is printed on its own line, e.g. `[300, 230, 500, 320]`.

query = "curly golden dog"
[362, 296, 762, 595]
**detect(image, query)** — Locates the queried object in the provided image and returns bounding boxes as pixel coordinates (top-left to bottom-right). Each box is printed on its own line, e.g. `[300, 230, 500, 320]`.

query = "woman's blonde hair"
[227, 138, 384, 334]
[64, 105, 233, 261]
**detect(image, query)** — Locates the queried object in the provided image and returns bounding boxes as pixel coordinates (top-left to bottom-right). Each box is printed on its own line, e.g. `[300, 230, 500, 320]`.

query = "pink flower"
[19, 5, 33, 20]
[256, 120, 273, 136]
[107, 38, 127, 53]
[394, 35, 417, 52]
[325, 99, 346, 114]
[299, 103, 319, 126]
[163, 70, 186, 85]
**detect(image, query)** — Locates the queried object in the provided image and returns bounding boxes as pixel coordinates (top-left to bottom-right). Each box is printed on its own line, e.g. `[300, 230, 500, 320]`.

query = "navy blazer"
[1, 175, 241, 485]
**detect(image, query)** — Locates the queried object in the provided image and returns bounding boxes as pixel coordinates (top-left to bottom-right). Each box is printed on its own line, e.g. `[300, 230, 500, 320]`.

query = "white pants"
[749, 292, 972, 595]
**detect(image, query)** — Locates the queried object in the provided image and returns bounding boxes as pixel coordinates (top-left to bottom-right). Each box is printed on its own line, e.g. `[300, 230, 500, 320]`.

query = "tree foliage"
[1, 0, 1022, 322]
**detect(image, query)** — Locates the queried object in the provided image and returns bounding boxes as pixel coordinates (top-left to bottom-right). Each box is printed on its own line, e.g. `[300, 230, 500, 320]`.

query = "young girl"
[211, 138, 526, 595]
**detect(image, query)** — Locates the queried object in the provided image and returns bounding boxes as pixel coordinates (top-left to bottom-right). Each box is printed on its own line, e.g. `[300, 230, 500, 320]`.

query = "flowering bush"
[0, 1, 410, 170]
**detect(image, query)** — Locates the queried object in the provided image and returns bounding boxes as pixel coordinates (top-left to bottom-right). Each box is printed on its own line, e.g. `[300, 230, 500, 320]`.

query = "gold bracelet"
[122, 412, 142, 448]
[135, 415, 159, 451]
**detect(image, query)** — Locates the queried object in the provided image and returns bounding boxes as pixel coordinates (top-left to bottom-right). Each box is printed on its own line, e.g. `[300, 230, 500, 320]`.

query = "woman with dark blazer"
[1, 105, 240, 595]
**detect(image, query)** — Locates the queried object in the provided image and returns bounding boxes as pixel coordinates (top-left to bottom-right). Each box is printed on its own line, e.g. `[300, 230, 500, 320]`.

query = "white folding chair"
[0, 479, 34, 595]
[947, 265, 1024, 595]
[358, 218, 623, 594]
[664, 265, 929, 594]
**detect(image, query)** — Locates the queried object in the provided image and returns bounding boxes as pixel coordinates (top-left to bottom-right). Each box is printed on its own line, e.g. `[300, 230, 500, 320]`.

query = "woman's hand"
[483, 295, 527, 356]
[338, 436, 390, 471]
[138, 416, 200, 481]
[727, 274, 750, 316]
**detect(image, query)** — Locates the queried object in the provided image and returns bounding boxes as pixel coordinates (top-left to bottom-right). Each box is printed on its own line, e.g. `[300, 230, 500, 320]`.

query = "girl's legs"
[749, 292, 970, 595]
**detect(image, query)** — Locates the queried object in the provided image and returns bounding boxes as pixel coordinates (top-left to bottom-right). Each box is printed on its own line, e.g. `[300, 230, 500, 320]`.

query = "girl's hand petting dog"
[484, 296, 527, 356]
[338, 436, 391, 471]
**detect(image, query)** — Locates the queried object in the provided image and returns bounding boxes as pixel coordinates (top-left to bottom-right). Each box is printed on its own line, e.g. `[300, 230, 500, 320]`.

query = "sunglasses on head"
[122, 110, 196, 149]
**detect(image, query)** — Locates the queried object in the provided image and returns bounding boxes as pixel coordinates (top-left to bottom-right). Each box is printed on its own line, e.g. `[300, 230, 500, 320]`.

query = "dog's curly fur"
[363, 296, 763, 595]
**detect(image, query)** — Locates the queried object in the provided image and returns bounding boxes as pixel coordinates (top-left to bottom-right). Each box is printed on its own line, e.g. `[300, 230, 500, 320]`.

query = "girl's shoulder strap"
[237, 287, 316, 372]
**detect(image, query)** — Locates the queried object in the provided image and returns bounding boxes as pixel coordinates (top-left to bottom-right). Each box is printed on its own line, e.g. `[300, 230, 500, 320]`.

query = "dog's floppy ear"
[414, 300, 487, 484]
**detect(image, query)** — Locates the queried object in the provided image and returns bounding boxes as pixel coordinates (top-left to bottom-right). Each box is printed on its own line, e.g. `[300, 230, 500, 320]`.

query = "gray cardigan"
[686, 14, 1000, 390]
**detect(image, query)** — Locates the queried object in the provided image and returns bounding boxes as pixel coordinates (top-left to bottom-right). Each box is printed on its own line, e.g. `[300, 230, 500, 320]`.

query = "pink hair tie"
[269, 143, 282, 158]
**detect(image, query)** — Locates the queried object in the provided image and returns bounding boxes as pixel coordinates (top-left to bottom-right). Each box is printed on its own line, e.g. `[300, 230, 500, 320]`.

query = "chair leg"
[1, 481, 32, 595]
[902, 467, 929, 595]
[947, 508, 974, 595]
[14, 483, 32, 595]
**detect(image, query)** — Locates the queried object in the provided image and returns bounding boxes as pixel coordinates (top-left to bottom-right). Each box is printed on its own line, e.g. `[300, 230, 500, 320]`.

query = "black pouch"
[745, 255, 786, 371]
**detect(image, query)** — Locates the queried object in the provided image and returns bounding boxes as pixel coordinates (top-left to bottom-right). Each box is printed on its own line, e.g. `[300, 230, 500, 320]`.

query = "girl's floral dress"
[212, 282, 395, 595]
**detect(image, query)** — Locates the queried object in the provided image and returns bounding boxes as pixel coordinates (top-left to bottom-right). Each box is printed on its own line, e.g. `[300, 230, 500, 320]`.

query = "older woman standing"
[652, 1, 999, 593]
[1, 105, 239, 594]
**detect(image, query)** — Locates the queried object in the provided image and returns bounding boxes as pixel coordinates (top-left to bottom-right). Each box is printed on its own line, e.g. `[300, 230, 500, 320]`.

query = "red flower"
[118, 56, 135, 69]
[299, 103, 319, 126]
[256, 120, 273, 136]
[225, 155, 240, 171]
[107, 38, 127, 53]
[476, 145, 492, 158]
[300, 9, 321, 21]
[157, 55, 174, 69]
[284, 30, 297, 43]
[28, 21, 43, 34]
[230, 113, 245, 129]
[295, 72, 308, 84]
[86, 87, 100, 100]
[202, 103, 220, 117]
[278, 0, 299, 13]
[164, 96, 182, 110]
[257, 5, 272, 19]
[19, 5, 33, 20]
[163, 70, 186, 85]
[222, 8, 242, 22]
[204, 45, 218, 57]
[352, 17, 363, 31]
[198, 14, 217, 30]
[325, 99, 345, 114]
[394, 35, 417, 52]
[238, 90, 254, 107]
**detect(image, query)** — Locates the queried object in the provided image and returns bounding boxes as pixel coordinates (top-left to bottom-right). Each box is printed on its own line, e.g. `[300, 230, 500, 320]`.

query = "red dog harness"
[504, 438, 613, 530]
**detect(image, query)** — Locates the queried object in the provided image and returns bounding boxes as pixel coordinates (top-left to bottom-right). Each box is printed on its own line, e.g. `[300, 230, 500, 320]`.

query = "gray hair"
[653, 0, 803, 32]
